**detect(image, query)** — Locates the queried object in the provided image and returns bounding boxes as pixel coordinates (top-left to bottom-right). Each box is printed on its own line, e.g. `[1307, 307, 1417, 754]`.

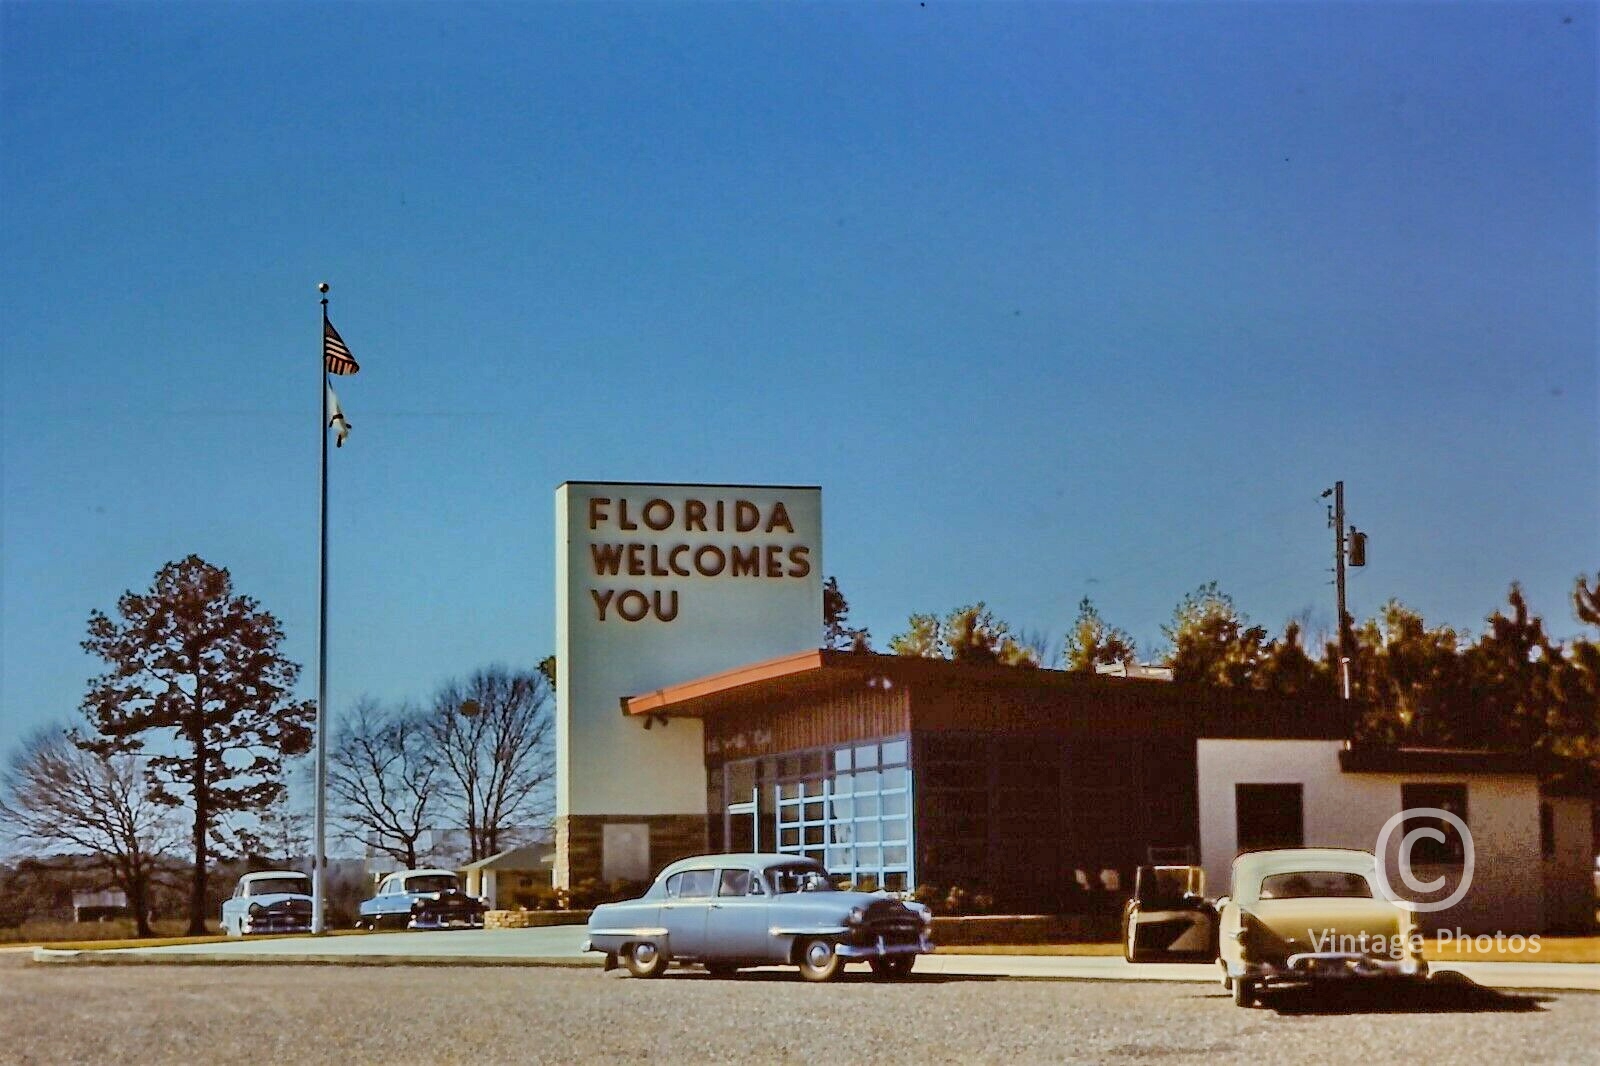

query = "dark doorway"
[1236, 783, 1304, 851]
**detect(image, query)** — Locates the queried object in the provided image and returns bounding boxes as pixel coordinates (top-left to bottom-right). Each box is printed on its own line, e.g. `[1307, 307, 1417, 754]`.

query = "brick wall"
[556, 813, 709, 888]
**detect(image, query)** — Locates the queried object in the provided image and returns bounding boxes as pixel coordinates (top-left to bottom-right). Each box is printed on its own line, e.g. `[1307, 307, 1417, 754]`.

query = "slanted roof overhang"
[624, 650, 873, 718]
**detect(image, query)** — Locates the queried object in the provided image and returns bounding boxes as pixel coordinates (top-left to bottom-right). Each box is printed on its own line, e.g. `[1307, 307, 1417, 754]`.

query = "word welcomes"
[584, 496, 814, 623]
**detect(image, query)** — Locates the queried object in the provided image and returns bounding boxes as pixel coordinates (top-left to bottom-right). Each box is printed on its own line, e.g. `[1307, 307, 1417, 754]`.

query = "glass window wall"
[716, 736, 913, 892]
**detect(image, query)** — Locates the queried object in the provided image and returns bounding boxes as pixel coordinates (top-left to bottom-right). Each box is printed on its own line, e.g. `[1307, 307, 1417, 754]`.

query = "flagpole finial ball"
[317, 282, 330, 294]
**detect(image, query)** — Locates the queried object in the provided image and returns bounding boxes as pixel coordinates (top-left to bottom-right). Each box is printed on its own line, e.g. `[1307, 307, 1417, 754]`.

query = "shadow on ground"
[1236, 972, 1549, 1015]
[610, 967, 1000, 985]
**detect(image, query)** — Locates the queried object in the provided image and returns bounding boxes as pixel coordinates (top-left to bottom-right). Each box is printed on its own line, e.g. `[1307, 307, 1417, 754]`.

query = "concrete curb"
[31, 947, 600, 968]
[28, 940, 1600, 992]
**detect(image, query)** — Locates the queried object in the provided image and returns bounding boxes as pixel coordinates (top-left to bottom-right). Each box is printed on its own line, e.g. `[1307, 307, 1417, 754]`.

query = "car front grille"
[416, 899, 481, 918]
[250, 914, 310, 931]
[853, 901, 923, 946]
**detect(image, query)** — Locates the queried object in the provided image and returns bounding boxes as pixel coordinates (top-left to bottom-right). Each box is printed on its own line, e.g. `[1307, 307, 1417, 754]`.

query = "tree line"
[0, 556, 552, 937]
[5, 556, 1593, 938]
[827, 572, 1600, 766]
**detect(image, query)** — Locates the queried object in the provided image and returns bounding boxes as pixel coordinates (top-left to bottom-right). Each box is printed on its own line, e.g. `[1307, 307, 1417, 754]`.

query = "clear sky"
[2, 2, 1595, 767]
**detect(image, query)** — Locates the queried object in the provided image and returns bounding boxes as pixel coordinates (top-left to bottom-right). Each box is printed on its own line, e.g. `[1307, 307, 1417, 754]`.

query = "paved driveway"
[5, 955, 1595, 1066]
[33, 925, 1600, 989]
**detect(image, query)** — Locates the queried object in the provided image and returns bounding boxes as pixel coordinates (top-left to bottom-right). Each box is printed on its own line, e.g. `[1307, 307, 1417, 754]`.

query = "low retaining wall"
[930, 914, 1120, 946]
[484, 909, 1118, 942]
[485, 909, 594, 930]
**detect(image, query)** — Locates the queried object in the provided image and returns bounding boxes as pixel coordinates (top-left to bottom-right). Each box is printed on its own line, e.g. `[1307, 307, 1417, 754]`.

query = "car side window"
[676, 869, 715, 899]
[717, 869, 751, 897]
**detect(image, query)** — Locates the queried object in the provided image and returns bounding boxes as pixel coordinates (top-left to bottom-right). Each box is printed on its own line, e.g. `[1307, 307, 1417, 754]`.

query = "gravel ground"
[1, 957, 1595, 1065]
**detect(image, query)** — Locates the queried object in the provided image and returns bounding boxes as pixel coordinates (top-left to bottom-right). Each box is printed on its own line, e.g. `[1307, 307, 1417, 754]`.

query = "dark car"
[357, 868, 486, 930]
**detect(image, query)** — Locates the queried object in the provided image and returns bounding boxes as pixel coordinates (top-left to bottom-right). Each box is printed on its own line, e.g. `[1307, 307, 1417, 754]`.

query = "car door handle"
[708, 903, 723, 909]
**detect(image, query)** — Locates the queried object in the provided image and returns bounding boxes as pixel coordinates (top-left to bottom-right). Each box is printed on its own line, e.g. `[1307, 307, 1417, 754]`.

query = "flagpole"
[313, 284, 331, 935]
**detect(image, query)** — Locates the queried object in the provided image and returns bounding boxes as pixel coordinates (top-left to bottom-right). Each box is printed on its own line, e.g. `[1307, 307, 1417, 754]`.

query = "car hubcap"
[807, 942, 832, 968]
[635, 944, 657, 966]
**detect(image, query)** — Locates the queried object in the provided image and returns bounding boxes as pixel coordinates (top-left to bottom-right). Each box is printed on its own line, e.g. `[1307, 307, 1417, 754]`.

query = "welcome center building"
[554, 483, 1593, 933]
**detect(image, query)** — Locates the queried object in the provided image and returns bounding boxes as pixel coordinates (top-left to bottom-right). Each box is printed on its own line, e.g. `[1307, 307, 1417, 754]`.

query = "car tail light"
[1236, 911, 1261, 962]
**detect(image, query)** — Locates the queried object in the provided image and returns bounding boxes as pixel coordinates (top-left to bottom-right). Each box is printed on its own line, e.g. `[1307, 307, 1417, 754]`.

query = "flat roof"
[557, 480, 822, 490]
[623, 650, 1350, 740]
[1338, 746, 1544, 775]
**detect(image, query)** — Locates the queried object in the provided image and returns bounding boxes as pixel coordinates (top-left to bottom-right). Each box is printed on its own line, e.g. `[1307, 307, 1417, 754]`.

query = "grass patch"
[0, 918, 216, 946]
[37, 929, 375, 951]
[1424, 934, 1600, 964]
[2, 916, 379, 951]
[934, 943, 1123, 956]
[937, 936, 1600, 963]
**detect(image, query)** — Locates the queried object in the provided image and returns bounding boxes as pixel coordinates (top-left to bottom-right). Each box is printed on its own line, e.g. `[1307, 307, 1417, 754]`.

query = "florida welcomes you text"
[584, 496, 813, 623]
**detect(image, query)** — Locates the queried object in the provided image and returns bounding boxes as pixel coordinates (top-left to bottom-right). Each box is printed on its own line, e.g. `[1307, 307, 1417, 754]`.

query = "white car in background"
[222, 870, 314, 936]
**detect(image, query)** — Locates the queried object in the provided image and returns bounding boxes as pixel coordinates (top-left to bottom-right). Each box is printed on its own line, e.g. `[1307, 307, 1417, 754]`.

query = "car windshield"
[1137, 867, 1201, 903]
[1258, 870, 1373, 900]
[405, 875, 459, 894]
[765, 863, 837, 894]
[249, 877, 309, 896]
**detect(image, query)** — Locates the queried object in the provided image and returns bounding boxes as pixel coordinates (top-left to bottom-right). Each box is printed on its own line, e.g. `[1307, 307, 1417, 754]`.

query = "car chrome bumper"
[408, 914, 484, 930]
[1262, 951, 1427, 981]
[836, 934, 933, 959]
[242, 920, 312, 934]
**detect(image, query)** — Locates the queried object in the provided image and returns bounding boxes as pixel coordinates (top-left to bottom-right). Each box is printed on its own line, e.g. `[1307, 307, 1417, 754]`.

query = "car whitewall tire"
[624, 941, 669, 979]
[797, 939, 844, 983]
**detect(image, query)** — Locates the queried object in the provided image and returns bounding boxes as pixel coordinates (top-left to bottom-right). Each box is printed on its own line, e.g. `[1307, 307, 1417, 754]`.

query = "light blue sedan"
[584, 853, 933, 980]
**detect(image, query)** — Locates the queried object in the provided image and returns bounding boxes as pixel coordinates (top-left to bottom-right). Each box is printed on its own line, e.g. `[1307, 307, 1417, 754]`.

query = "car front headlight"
[847, 906, 866, 926]
[248, 903, 264, 916]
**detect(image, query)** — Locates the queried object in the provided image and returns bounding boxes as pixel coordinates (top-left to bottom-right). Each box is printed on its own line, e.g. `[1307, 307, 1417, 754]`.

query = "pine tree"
[81, 556, 314, 934]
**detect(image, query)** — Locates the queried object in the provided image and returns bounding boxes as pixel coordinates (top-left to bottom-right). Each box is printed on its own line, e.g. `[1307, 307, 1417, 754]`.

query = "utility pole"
[1323, 481, 1351, 700]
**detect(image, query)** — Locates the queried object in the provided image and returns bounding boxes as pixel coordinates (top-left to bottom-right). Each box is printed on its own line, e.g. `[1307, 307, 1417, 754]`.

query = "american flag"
[324, 316, 360, 375]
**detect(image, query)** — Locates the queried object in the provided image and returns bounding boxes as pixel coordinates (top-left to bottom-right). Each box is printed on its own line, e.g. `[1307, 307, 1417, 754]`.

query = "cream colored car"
[1215, 848, 1428, 1007]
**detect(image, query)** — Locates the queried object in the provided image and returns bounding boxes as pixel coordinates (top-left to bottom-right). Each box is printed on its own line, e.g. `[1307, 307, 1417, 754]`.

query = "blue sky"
[2, 2, 1595, 766]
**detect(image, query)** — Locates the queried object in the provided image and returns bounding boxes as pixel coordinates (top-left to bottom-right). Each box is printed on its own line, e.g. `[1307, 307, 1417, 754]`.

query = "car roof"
[1230, 849, 1377, 899]
[240, 870, 309, 881]
[655, 853, 821, 879]
[395, 868, 459, 879]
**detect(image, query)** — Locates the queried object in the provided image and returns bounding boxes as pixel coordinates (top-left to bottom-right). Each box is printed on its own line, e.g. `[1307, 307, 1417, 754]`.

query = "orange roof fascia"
[624, 649, 829, 717]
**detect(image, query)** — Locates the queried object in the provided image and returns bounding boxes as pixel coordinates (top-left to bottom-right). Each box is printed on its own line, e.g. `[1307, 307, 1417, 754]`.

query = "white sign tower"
[554, 482, 822, 887]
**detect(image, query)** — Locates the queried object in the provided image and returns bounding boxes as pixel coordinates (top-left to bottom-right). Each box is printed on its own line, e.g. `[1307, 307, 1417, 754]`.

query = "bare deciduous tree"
[427, 667, 554, 862]
[0, 726, 177, 937]
[328, 700, 439, 868]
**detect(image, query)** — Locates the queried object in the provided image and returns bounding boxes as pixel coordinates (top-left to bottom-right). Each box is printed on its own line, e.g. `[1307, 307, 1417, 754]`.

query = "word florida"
[583, 496, 814, 624]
